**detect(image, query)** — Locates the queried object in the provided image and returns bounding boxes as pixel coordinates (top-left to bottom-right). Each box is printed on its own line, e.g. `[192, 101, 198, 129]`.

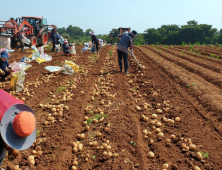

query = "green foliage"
[182, 42, 187, 47]
[108, 51, 113, 56]
[210, 54, 215, 58]
[130, 141, 136, 146]
[143, 20, 218, 45]
[36, 130, 41, 137]
[200, 151, 209, 158]
[57, 86, 67, 92]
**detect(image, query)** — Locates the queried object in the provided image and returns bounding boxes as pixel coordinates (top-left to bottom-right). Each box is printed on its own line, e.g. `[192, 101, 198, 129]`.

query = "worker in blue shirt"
[0, 51, 10, 81]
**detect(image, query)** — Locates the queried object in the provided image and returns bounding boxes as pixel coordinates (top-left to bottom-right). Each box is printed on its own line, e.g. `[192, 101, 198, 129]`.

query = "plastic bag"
[62, 65, 74, 75]
[90, 46, 95, 52]
[27, 54, 32, 58]
[45, 65, 74, 75]
[9, 61, 18, 69]
[39, 46, 44, 55]
[19, 57, 31, 63]
[71, 46, 76, 55]
[81, 46, 90, 52]
[55, 44, 60, 52]
[19, 63, 32, 71]
[84, 43, 89, 48]
[45, 66, 63, 72]
[35, 58, 46, 64]
[40, 53, 52, 61]
[22, 37, 31, 45]
[65, 60, 79, 73]
[58, 37, 64, 44]
[11, 71, 25, 92]
[11, 63, 22, 72]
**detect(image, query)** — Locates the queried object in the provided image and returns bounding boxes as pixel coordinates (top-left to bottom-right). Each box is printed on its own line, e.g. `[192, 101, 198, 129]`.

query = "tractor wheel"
[30, 36, 37, 46]
[41, 32, 48, 45]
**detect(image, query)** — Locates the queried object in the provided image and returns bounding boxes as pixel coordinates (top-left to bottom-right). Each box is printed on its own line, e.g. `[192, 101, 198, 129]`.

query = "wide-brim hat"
[0, 51, 9, 59]
[130, 30, 137, 37]
[89, 31, 95, 35]
[0, 104, 36, 150]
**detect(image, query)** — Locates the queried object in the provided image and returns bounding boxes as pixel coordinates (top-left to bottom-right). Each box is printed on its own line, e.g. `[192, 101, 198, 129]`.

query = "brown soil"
[0, 45, 222, 170]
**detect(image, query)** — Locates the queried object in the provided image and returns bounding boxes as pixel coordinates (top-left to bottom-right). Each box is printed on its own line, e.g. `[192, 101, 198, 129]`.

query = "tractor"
[117, 27, 131, 44]
[118, 27, 131, 34]
[0, 16, 56, 47]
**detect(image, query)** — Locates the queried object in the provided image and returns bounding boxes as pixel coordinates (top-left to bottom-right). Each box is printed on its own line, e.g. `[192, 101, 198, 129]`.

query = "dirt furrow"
[135, 46, 222, 131]
[134, 46, 222, 169]
[145, 46, 222, 73]
[142, 46, 222, 90]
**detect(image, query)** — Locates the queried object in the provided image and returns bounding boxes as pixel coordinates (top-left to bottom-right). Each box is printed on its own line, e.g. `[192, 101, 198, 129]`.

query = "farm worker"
[89, 31, 99, 54]
[16, 28, 25, 52]
[50, 28, 57, 52]
[36, 22, 41, 35]
[99, 39, 103, 48]
[62, 39, 72, 56]
[0, 51, 10, 81]
[0, 90, 36, 168]
[110, 35, 113, 45]
[117, 30, 137, 74]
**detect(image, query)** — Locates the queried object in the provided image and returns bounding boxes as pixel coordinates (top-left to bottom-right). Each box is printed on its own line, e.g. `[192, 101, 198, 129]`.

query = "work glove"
[4, 143, 19, 158]
[0, 69, 5, 75]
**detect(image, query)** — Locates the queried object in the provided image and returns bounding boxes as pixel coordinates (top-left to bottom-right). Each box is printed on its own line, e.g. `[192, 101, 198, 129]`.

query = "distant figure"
[117, 30, 137, 74]
[50, 28, 57, 52]
[16, 28, 25, 52]
[62, 39, 72, 56]
[110, 35, 113, 45]
[89, 31, 99, 54]
[36, 22, 41, 35]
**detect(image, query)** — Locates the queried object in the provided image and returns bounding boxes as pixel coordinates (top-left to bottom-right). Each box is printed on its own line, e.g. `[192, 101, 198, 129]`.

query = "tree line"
[57, 20, 222, 45]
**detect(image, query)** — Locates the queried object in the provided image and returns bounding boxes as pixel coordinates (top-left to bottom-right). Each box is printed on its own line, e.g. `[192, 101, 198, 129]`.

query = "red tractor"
[0, 16, 56, 47]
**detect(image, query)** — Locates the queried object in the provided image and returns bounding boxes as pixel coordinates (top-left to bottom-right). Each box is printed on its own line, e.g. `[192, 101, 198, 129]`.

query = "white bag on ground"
[45, 66, 63, 72]
[40, 53, 52, 61]
[39, 46, 44, 55]
[0, 36, 11, 49]
[45, 65, 74, 75]
[55, 44, 60, 52]
[71, 46, 76, 55]
[22, 37, 31, 45]
[11, 71, 25, 92]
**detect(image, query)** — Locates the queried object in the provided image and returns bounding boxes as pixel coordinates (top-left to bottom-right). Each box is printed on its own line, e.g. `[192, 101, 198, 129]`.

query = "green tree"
[144, 28, 161, 44]
[187, 20, 198, 26]
[85, 28, 93, 37]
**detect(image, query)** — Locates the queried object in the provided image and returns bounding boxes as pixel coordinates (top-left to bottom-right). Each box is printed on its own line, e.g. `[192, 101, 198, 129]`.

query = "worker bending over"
[117, 30, 137, 74]
[62, 39, 72, 56]
[90, 31, 99, 54]
[0, 51, 10, 81]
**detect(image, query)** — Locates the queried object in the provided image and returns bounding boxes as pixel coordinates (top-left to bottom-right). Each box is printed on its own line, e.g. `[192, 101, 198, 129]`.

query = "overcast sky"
[1, 0, 221, 34]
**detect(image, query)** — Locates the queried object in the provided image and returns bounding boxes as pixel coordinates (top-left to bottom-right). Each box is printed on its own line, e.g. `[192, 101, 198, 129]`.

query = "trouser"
[64, 49, 71, 55]
[51, 42, 56, 52]
[111, 40, 113, 45]
[117, 50, 129, 73]
[16, 40, 24, 51]
[0, 70, 10, 80]
[95, 42, 99, 53]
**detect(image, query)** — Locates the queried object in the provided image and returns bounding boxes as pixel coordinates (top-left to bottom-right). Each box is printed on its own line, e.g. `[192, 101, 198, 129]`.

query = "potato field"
[1, 45, 222, 170]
